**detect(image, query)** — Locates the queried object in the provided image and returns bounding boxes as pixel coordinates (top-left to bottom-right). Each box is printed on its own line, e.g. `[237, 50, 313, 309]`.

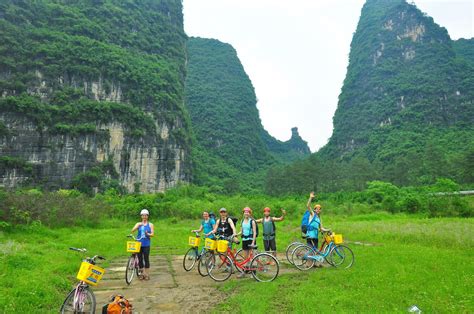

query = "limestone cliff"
[0, 1, 191, 192]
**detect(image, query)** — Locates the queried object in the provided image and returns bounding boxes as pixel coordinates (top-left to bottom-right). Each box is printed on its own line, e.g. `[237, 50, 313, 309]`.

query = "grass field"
[1, 213, 473, 313]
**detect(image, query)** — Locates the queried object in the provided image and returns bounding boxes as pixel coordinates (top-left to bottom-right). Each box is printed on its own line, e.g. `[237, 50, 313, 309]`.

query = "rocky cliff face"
[0, 1, 191, 192]
[319, 0, 474, 160]
[0, 113, 186, 192]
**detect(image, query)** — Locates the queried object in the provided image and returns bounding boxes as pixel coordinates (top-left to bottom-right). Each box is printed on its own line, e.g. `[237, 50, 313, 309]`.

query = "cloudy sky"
[183, 0, 473, 152]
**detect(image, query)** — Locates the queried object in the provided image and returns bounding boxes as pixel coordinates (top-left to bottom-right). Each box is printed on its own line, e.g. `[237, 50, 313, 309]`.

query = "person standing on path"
[131, 209, 154, 280]
[305, 192, 330, 249]
[207, 208, 237, 241]
[255, 207, 286, 257]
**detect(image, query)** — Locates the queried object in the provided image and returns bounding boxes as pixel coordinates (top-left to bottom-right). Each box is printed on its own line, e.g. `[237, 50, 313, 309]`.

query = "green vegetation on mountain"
[453, 38, 474, 65]
[0, 0, 192, 175]
[265, 0, 474, 194]
[185, 37, 310, 192]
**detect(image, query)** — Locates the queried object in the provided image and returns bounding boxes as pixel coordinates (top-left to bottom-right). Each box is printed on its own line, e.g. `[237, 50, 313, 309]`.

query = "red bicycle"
[207, 235, 279, 282]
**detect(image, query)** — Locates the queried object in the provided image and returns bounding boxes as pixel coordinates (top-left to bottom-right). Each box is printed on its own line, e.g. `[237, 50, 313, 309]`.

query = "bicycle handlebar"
[127, 234, 136, 240]
[94, 255, 106, 261]
[69, 247, 105, 263]
[190, 231, 200, 237]
[69, 247, 87, 253]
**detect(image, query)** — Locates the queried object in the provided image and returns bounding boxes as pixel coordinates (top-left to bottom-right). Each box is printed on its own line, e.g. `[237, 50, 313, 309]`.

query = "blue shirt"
[242, 219, 253, 241]
[137, 223, 152, 247]
[306, 215, 320, 239]
[202, 218, 216, 239]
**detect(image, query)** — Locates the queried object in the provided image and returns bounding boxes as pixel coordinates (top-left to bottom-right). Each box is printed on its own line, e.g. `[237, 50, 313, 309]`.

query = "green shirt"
[262, 217, 275, 240]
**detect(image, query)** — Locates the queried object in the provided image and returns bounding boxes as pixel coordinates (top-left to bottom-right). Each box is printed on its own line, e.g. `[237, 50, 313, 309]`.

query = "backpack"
[241, 218, 259, 238]
[102, 295, 132, 314]
[229, 216, 238, 225]
[301, 210, 310, 235]
[209, 212, 216, 220]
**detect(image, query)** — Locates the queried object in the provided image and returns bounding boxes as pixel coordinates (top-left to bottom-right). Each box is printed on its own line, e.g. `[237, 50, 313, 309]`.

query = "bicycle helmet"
[263, 207, 271, 213]
[140, 209, 150, 216]
[243, 207, 252, 214]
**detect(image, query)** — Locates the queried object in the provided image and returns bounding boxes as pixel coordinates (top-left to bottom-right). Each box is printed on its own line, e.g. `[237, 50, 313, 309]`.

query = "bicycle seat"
[249, 244, 258, 249]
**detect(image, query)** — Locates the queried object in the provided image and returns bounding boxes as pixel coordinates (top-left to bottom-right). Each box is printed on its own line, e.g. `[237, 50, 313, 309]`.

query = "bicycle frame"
[131, 253, 139, 267]
[226, 247, 255, 271]
[73, 282, 89, 311]
[305, 241, 335, 260]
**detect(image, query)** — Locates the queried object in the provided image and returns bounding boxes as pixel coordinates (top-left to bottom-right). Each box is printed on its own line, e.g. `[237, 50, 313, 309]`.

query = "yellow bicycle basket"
[204, 238, 217, 250]
[188, 236, 201, 247]
[333, 234, 343, 244]
[126, 241, 141, 253]
[76, 261, 105, 286]
[217, 240, 228, 253]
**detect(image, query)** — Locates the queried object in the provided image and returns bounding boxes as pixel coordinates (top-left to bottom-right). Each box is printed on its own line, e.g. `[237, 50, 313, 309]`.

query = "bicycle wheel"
[249, 253, 279, 282]
[292, 245, 315, 270]
[208, 252, 233, 282]
[60, 285, 96, 314]
[329, 244, 354, 269]
[197, 250, 213, 277]
[183, 247, 198, 271]
[285, 241, 302, 265]
[125, 255, 136, 285]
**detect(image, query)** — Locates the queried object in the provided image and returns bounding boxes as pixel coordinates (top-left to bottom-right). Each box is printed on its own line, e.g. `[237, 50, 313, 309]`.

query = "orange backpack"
[102, 294, 133, 314]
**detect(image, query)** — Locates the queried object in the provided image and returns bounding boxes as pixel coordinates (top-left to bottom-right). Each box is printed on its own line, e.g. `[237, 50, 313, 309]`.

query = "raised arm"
[272, 209, 286, 222]
[254, 218, 263, 223]
[306, 192, 315, 211]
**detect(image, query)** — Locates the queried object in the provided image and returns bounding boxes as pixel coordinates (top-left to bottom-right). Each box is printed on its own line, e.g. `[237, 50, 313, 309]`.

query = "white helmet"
[140, 209, 149, 216]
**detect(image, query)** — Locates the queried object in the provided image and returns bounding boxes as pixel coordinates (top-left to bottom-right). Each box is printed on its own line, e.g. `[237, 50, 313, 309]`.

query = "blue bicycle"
[291, 232, 354, 271]
[183, 232, 215, 276]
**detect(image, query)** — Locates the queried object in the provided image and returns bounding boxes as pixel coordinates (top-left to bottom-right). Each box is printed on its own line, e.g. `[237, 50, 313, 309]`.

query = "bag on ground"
[102, 294, 133, 314]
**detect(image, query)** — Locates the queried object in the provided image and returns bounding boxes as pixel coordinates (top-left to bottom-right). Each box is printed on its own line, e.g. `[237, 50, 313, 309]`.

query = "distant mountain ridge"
[185, 37, 310, 192]
[265, 0, 474, 193]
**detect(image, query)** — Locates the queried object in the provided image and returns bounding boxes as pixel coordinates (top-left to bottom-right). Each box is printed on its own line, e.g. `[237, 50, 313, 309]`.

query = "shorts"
[242, 240, 253, 250]
[263, 239, 276, 252]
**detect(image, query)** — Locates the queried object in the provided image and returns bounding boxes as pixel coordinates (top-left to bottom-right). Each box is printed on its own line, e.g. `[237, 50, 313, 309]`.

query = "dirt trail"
[93, 253, 299, 313]
[94, 255, 223, 313]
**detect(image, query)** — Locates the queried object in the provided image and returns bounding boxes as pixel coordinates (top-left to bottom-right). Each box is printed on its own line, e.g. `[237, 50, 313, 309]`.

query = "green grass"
[218, 214, 474, 313]
[1, 214, 473, 313]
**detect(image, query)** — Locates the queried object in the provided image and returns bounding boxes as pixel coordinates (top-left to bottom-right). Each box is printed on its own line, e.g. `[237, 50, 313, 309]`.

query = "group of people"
[131, 192, 328, 280]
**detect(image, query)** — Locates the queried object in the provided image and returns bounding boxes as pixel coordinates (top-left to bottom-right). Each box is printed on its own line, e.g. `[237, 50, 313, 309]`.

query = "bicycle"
[207, 235, 279, 282]
[291, 231, 354, 271]
[285, 237, 328, 265]
[183, 232, 215, 277]
[125, 234, 142, 285]
[60, 247, 106, 314]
